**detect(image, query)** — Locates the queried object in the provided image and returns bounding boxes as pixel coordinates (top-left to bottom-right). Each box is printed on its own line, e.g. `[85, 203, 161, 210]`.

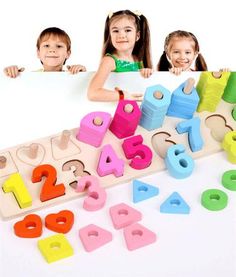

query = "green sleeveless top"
[106, 53, 143, 72]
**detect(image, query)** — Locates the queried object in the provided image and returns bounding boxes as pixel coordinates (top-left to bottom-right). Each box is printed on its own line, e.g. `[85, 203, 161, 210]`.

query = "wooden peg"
[212, 72, 222, 78]
[28, 143, 39, 159]
[124, 103, 134, 113]
[153, 91, 163, 99]
[59, 130, 71, 150]
[93, 116, 103, 126]
[0, 156, 7, 169]
[183, 78, 195, 94]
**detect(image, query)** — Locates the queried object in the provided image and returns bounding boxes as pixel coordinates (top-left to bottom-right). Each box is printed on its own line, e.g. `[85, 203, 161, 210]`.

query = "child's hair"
[157, 30, 207, 71]
[102, 10, 152, 68]
[36, 27, 71, 52]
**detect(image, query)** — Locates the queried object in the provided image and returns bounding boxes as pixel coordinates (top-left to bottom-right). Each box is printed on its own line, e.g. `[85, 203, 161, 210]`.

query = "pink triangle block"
[79, 224, 112, 252]
[123, 223, 157, 251]
[109, 203, 142, 229]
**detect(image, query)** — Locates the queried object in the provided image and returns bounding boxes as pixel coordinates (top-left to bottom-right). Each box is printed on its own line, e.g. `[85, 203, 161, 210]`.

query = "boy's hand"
[4, 66, 25, 78]
[169, 67, 183, 75]
[140, 68, 153, 78]
[67, 65, 86, 74]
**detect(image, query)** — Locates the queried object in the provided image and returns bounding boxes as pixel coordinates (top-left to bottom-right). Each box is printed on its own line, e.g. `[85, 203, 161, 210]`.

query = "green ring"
[222, 170, 236, 191]
[232, 106, 236, 121]
[201, 189, 228, 211]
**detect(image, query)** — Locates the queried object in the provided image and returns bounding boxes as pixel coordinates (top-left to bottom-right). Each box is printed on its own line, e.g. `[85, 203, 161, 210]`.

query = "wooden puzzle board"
[0, 91, 235, 220]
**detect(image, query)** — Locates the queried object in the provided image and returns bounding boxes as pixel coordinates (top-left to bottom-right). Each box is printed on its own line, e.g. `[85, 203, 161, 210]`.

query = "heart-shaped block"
[14, 214, 43, 238]
[45, 210, 74, 234]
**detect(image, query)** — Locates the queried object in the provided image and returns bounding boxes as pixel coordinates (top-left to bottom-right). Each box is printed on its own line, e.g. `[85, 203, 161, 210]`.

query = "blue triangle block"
[133, 180, 159, 203]
[160, 192, 190, 214]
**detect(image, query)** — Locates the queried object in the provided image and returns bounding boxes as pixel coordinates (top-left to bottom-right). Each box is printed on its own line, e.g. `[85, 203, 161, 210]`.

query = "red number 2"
[32, 164, 65, 202]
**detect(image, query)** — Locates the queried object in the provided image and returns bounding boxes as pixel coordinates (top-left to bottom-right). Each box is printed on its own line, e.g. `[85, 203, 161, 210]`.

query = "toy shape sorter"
[0, 73, 236, 220]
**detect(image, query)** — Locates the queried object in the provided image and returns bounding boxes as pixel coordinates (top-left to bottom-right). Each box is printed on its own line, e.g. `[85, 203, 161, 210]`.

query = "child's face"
[37, 35, 71, 71]
[109, 16, 140, 54]
[167, 38, 197, 71]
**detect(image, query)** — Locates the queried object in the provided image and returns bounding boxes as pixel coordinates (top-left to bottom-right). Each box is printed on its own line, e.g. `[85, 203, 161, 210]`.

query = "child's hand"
[124, 91, 143, 102]
[140, 68, 153, 78]
[219, 68, 231, 72]
[169, 67, 183, 76]
[4, 66, 25, 78]
[67, 65, 86, 74]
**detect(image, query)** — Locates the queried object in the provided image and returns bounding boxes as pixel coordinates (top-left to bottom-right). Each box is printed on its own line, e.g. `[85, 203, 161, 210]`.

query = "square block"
[38, 234, 73, 263]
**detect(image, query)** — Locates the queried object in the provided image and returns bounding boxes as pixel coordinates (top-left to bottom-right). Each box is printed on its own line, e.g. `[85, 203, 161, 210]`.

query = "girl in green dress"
[88, 10, 153, 102]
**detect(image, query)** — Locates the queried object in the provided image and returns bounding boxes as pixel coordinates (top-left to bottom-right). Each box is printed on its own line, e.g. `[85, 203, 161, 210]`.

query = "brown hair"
[102, 10, 152, 68]
[157, 30, 207, 71]
[36, 27, 71, 52]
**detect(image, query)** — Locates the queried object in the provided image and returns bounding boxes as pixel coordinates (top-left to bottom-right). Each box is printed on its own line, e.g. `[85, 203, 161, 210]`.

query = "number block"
[165, 144, 194, 178]
[3, 173, 32, 208]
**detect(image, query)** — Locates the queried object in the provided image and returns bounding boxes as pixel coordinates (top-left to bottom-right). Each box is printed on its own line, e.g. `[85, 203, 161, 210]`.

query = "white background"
[0, 0, 235, 71]
[0, 0, 236, 276]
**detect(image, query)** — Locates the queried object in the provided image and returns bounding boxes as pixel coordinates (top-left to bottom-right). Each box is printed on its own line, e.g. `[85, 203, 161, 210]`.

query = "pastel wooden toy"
[167, 78, 199, 119]
[97, 144, 125, 177]
[59, 130, 71, 150]
[45, 210, 74, 233]
[133, 179, 159, 203]
[222, 73, 236, 103]
[38, 233, 74, 263]
[76, 175, 106, 211]
[140, 84, 171, 130]
[109, 203, 142, 229]
[221, 170, 236, 191]
[2, 173, 32, 208]
[222, 130, 236, 164]
[201, 189, 228, 211]
[123, 222, 156, 251]
[0, 155, 7, 169]
[77, 111, 111, 147]
[176, 117, 204, 152]
[0, 76, 236, 220]
[14, 214, 43, 238]
[160, 192, 190, 214]
[196, 72, 230, 112]
[165, 144, 194, 179]
[109, 100, 141, 139]
[32, 164, 65, 202]
[122, 135, 153, 170]
[79, 224, 112, 252]
[28, 143, 39, 159]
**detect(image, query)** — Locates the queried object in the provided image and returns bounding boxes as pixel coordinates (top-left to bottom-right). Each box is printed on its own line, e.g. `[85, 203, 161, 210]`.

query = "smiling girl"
[157, 30, 208, 75]
[87, 10, 153, 102]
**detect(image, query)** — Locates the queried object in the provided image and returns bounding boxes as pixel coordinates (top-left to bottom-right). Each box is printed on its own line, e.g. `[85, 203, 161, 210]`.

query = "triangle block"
[160, 192, 190, 214]
[79, 224, 112, 252]
[124, 223, 157, 251]
[109, 203, 142, 229]
[133, 179, 159, 203]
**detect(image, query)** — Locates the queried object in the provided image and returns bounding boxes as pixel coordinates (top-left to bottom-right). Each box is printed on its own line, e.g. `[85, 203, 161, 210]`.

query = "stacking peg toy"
[140, 84, 171, 130]
[77, 111, 111, 147]
[222, 72, 236, 103]
[196, 71, 230, 112]
[109, 100, 141, 139]
[167, 78, 199, 119]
